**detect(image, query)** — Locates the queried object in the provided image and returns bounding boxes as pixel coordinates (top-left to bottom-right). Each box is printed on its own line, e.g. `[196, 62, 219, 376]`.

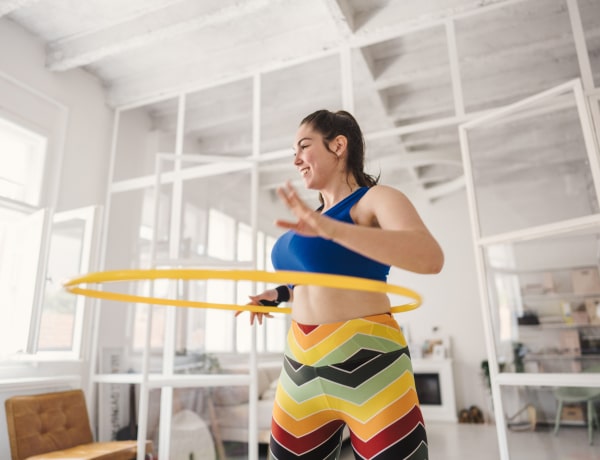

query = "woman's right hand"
[234, 288, 278, 325]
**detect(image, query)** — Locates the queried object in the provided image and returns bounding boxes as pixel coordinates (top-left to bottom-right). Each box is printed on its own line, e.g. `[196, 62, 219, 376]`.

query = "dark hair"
[300, 109, 379, 188]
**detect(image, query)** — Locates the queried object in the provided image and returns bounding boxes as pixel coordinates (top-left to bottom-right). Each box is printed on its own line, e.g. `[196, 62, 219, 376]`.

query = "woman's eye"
[293, 144, 309, 156]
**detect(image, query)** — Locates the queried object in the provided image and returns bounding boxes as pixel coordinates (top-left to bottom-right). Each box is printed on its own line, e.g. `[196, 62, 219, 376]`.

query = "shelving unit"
[459, 77, 600, 459]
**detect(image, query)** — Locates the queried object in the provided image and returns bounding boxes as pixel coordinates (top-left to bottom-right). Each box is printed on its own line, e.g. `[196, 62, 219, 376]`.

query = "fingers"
[236, 295, 276, 325]
[277, 182, 305, 211]
[250, 312, 273, 325]
[275, 221, 296, 231]
[235, 311, 264, 326]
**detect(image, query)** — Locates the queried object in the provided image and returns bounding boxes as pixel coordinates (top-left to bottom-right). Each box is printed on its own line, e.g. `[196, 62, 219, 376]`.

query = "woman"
[239, 109, 443, 460]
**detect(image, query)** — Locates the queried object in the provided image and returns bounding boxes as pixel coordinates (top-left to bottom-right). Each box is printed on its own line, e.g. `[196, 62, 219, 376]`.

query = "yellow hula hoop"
[63, 269, 421, 315]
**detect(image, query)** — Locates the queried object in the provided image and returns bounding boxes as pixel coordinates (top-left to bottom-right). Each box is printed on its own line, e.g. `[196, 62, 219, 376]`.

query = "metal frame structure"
[89, 2, 600, 460]
[459, 77, 600, 459]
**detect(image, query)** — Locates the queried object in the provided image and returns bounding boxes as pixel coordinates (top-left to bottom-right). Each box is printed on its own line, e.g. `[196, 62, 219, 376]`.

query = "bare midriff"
[291, 285, 391, 325]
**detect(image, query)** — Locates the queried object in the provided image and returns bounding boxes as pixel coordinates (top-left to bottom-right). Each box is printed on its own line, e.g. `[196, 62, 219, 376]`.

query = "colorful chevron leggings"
[269, 313, 428, 460]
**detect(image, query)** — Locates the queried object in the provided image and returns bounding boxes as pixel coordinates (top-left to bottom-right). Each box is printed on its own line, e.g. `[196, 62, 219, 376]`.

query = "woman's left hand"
[275, 182, 337, 239]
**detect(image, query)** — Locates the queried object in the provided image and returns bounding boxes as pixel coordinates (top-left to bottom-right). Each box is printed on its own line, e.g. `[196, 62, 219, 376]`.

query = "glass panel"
[456, 0, 578, 113]
[113, 98, 178, 181]
[237, 222, 253, 263]
[146, 385, 229, 458]
[484, 230, 600, 374]
[355, 25, 454, 128]
[106, 186, 173, 271]
[0, 117, 47, 206]
[579, 0, 600, 88]
[180, 170, 251, 264]
[102, 185, 172, 355]
[595, 98, 600, 151]
[0, 208, 45, 358]
[184, 79, 253, 159]
[499, 384, 600, 459]
[37, 216, 85, 352]
[364, 135, 414, 186]
[182, 169, 251, 353]
[466, 90, 598, 237]
[260, 55, 342, 153]
[369, 125, 463, 198]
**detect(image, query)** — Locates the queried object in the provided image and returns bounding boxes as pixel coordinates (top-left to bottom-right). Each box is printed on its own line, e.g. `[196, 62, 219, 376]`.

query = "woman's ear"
[331, 135, 348, 156]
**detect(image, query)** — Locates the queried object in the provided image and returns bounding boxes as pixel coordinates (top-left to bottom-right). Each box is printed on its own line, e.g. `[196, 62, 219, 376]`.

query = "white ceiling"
[4, 0, 600, 202]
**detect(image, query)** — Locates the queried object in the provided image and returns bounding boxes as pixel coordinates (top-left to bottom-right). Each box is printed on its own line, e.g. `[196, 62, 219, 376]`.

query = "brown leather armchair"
[5, 389, 153, 460]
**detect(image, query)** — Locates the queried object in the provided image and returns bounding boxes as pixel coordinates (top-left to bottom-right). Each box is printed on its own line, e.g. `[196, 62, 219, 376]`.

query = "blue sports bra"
[271, 187, 390, 282]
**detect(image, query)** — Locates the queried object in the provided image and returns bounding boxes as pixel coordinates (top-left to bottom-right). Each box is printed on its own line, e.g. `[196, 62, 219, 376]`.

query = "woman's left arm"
[276, 183, 444, 274]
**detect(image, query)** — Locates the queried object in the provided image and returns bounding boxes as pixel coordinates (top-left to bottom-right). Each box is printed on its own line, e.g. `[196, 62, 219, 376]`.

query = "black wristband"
[259, 299, 279, 306]
[275, 285, 291, 303]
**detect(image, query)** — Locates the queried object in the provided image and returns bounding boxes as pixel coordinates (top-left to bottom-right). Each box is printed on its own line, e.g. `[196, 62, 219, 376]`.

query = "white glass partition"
[460, 78, 600, 459]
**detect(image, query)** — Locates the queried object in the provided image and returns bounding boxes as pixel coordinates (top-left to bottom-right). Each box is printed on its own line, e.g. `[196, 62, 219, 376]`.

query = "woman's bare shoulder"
[363, 184, 412, 204]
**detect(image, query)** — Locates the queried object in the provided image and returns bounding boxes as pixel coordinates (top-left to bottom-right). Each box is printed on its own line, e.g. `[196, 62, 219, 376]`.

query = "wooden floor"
[222, 421, 600, 459]
[339, 422, 600, 460]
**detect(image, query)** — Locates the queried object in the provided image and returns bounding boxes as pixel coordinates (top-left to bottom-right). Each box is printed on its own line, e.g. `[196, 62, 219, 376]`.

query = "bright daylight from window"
[0, 117, 47, 358]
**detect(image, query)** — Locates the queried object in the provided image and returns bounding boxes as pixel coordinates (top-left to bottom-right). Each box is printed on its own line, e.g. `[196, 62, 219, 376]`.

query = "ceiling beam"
[373, 151, 463, 169]
[103, 0, 541, 109]
[321, 0, 355, 37]
[107, 31, 342, 108]
[424, 176, 465, 200]
[349, 0, 528, 47]
[46, 0, 290, 71]
[0, 0, 42, 17]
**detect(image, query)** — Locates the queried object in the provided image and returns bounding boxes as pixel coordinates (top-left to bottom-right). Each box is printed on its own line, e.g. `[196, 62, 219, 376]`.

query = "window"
[37, 207, 99, 355]
[0, 113, 95, 361]
[130, 199, 287, 355]
[0, 116, 48, 359]
[486, 244, 522, 342]
[0, 117, 46, 206]
[0, 207, 46, 358]
[207, 208, 235, 260]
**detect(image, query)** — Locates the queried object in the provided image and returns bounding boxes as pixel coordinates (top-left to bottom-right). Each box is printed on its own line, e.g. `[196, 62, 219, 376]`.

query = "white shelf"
[495, 372, 600, 387]
[92, 372, 251, 388]
[518, 323, 600, 329]
[522, 292, 600, 301]
[523, 354, 600, 361]
[0, 375, 81, 391]
[477, 214, 600, 246]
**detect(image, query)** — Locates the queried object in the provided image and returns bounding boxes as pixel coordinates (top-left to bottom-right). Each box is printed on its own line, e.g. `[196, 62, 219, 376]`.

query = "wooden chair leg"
[554, 400, 563, 436]
[588, 400, 594, 445]
[207, 396, 227, 460]
[588, 400, 600, 446]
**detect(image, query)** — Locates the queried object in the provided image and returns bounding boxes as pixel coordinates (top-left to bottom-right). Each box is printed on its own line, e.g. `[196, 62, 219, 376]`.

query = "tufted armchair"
[5, 389, 153, 460]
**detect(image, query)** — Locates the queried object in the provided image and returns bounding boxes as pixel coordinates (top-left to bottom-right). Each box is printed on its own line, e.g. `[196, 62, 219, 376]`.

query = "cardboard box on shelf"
[559, 329, 581, 355]
[572, 267, 600, 295]
[542, 272, 556, 293]
[585, 298, 600, 325]
[561, 404, 585, 423]
[572, 310, 590, 325]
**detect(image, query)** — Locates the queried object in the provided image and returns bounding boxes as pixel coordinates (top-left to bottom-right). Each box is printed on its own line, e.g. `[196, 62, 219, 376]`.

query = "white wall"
[390, 190, 490, 419]
[0, 17, 114, 459]
[0, 18, 113, 211]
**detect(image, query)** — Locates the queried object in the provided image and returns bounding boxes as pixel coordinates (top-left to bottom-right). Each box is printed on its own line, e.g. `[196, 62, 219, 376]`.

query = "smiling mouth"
[299, 168, 309, 176]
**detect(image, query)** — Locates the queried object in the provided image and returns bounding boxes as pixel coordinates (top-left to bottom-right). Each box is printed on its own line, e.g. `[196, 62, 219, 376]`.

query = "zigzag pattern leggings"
[269, 313, 428, 460]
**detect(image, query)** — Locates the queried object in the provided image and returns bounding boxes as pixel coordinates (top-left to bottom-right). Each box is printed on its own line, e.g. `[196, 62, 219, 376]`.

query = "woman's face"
[293, 123, 339, 190]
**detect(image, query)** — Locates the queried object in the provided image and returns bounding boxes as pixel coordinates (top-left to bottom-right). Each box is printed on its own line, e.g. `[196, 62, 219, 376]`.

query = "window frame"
[0, 84, 78, 373]
[34, 206, 102, 358]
